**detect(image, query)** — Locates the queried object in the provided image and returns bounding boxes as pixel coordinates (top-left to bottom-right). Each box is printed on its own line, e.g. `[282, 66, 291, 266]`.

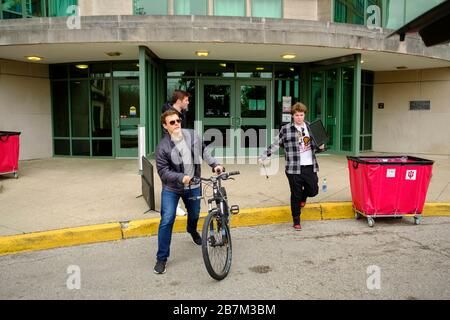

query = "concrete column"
[0, 59, 52, 160]
[246, 0, 251, 17]
[168, 0, 174, 15]
[284, 0, 317, 20]
[78, 0, 133, 16]
[208, 0, 214, 15]
[317, 0, 332, 21]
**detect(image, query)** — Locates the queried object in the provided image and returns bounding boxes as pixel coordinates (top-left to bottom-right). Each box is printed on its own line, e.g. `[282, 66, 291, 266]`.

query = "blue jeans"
[156, 187, 201, 262]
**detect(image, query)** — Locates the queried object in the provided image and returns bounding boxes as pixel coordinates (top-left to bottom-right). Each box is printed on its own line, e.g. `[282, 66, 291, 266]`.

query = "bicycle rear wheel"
[202, 211, 232, 281]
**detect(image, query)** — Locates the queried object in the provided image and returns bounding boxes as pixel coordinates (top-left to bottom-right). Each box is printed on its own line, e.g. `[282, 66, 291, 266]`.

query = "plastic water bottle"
[322, 178, 327, 192]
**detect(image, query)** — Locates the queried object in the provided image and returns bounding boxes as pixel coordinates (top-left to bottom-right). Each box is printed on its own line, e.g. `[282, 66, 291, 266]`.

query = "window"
[50, 62, 132, 157]
[1, 0, 77, 19]
[360, 70, 373, 151]
[134, 0, 167, 15]
[47, 0, 77, 17]
[27, 0, 44, 17]
[174, 0, 207, 15]
[334, 0, 446, 29]
[214, 0, 245, 17]
[252, 0, 282, 18]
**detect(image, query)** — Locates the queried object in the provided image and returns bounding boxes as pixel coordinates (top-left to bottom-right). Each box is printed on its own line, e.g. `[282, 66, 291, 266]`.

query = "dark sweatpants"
[286, 165, 319, 224]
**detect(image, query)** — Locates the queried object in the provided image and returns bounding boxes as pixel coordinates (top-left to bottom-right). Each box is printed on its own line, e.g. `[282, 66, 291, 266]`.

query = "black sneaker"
[190, 231, 202, 246]
[153, 260, 166, 274]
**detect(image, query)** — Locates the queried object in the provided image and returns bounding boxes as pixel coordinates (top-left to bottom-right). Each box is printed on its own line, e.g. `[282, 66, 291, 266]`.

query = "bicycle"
[189, 170, 240, 281]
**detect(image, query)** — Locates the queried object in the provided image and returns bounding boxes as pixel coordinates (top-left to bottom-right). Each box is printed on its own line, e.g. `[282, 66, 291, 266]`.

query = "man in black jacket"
[154, 110, 223, 274]
[162, 89, 190, 128]
[162, 90, 191, 216]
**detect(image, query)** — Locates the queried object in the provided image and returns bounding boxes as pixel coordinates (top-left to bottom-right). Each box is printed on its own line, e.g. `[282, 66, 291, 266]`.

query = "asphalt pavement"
[1, 217, 449, 300]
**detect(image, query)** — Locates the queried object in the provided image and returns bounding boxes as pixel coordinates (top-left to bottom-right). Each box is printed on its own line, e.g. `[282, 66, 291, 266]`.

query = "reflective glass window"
[70, 81, 90, 137]
[90, 63, 111, 78]
[166, 62, 195, 77]
[26, 0, 44, 17]
[236, 64, 272, 78]
[47, 0, 77, 17]
[91, 80, 112, 137]
[52, 81, 69, 137]
[214, 0, 245, 16]
[92, 140, 112, 157]
[70, 64, 89, 79]
[240, 85, 267, 118]
[134, 0, 167, 15]
[54, 139, 70, 155]
[113, 62, 139, 78]
[198, 62, 235, 77]
[203, 85, 231, 118]
[72, 140, 90, 156]
[251, 0, 282, 18]
[174, 0, 207, 15]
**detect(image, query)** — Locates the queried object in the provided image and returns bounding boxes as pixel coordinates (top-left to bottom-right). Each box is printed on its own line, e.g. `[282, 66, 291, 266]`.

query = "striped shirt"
[260, 122, 320, 174]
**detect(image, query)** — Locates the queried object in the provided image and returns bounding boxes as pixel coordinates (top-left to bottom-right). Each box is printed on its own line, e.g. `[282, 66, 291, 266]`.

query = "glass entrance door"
[113, 79, 140, 158]
[236, 80, 271, 158]
[199, 80, 236, 158]
[199, 79, 271, 159]
[310, 70, 337, 151]
[325, 70, 337, 150]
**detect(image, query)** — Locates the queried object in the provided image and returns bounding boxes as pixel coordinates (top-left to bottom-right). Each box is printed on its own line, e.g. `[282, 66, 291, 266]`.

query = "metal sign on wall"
[410, 100, 431, 110]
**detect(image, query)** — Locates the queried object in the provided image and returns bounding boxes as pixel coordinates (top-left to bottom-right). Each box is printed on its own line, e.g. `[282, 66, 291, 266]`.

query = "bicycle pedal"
[230, 205, 239, 215]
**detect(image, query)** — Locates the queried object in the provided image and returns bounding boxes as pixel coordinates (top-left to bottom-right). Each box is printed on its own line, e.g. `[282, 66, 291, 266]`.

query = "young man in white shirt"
[260, 103, 325, 231]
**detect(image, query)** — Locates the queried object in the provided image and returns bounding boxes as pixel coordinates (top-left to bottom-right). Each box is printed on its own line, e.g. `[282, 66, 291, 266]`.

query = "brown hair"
[171, 90, 190, 104]
[161, 110, 180, 125]
[291, 102, 308, 115]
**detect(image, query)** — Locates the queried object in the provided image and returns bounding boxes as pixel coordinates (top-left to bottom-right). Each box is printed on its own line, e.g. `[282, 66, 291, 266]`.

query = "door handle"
[115, 119, 120, 128]
[230, 117, 235, 127]
[236, 117, 242, 127]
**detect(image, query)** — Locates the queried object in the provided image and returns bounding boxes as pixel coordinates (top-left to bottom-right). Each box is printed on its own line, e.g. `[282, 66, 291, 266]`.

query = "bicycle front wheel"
[202, 211, 232, 281]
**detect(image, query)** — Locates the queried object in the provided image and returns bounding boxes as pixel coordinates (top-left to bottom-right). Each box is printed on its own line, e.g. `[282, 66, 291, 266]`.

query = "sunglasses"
[168, 119, 181, 126]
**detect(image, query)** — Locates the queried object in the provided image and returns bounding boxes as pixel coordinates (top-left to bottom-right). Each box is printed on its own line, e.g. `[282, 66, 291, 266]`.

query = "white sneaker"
[176, 205, 187, 216]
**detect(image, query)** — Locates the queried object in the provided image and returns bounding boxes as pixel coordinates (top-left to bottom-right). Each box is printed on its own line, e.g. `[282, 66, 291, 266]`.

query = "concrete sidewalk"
[0, 153, 449, 254]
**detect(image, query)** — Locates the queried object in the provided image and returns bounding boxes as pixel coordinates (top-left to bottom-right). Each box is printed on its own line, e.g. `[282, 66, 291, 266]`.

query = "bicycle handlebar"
[189, 171, 240, 185]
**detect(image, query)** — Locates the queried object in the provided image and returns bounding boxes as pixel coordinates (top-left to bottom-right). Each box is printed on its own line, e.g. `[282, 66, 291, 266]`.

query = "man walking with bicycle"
[154, 110, 223, 274]
[259, 102, 325, 231]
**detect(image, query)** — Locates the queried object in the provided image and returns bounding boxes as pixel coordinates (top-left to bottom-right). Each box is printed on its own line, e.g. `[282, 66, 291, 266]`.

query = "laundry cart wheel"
[414, 216, 422, 225]
[367, 217, 375, 228]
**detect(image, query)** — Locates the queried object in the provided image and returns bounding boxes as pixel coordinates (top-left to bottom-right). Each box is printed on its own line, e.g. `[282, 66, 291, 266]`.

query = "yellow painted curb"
[0, 223, 122, 256]
[321, 202, 354, 220]
[1, 202, 449, 256]
[422, 203, 450, 216]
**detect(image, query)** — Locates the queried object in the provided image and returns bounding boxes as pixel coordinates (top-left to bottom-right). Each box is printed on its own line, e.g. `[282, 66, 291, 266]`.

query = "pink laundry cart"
[0, 131, 21, 179]
[347, 156, 434, 227]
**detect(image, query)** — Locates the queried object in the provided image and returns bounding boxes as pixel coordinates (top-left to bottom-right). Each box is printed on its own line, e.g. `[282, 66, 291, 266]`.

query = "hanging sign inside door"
[282, 96, 292, 113]
[130, 106, 137, 117]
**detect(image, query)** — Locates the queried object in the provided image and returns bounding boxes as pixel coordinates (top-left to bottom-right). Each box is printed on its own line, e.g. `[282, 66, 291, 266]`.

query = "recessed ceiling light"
[105, 52, 122, 57]
[281, 54, 296, 59]
[289, 67, 295, 71]
[219, 63, 227, 67]
[26, 56, 43, 61]
[256, 67, 264, 71]
[75, 64, 88, 69]
[196, 51, 209, 57]
[361, 60, 365, 64]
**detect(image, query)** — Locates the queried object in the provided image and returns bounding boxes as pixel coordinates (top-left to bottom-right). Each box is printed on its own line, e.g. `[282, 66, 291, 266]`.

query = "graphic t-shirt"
[295, 123, 313, 166]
